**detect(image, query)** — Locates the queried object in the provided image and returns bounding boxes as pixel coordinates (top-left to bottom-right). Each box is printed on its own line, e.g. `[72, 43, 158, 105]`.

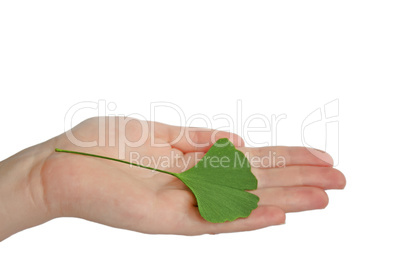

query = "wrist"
[0, 140, 56, 241]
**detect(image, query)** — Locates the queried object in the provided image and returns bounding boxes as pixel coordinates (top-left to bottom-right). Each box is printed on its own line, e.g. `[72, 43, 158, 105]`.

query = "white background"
[1, 1, 401, 266]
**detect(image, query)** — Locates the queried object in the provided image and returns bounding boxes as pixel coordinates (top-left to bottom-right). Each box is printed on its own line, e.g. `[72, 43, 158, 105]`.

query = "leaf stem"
[54, 148, 177, 176]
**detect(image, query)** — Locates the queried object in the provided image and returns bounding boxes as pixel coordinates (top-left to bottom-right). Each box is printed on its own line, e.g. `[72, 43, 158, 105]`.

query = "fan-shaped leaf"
[175, 138, 259, 223]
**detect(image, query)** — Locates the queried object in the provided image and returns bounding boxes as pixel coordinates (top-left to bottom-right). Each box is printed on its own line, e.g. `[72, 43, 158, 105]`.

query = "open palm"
[41, 117, 345, 235]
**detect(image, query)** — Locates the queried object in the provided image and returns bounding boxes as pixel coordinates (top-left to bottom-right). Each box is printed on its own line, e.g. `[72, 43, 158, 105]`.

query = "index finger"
[237, 146, 334, 168]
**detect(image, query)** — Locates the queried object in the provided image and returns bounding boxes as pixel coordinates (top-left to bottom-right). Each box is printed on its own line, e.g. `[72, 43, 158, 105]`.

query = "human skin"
[0, 117, 346, 241]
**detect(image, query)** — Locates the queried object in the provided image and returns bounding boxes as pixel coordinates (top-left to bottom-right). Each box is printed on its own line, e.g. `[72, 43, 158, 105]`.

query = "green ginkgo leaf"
[175, 138, 259, 223]
[55, 138, 259, 223]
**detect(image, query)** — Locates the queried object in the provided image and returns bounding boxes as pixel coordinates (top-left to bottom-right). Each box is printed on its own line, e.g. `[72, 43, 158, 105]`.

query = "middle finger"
[252, 165, 346, 190]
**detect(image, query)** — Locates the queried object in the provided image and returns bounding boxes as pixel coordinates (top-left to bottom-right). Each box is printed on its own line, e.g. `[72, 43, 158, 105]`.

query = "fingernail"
[307, 148, 334, 165]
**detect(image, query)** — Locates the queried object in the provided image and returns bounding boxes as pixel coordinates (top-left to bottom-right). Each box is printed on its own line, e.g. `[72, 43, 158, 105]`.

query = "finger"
[253, 166, 346, 190]
[185, 205, 286, 235]
[160, 123, 244, 153]
[238, 146, 334, 167]
[253, 186, 329, 213]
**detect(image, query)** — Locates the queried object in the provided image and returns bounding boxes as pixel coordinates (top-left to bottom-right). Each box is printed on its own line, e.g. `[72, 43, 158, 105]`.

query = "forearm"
[0, 142, 54, 241]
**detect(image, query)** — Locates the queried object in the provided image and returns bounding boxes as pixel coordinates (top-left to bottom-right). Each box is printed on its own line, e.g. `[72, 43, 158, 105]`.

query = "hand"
[0, 117, 345, 240]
